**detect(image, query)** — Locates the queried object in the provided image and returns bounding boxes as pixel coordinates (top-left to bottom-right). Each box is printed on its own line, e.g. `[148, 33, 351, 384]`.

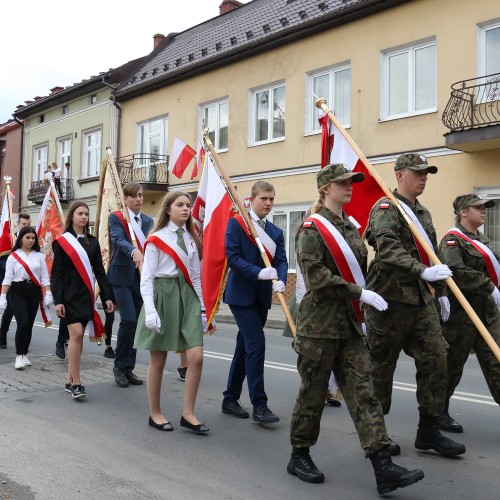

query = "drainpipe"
[101, 76, 122, 158]
[14, 116, 24, 212]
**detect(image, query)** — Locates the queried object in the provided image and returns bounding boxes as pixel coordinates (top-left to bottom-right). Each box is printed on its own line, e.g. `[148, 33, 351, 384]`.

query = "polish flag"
[192, 154, 235, 330]
[169, 137, 196, 179]
[191, 141, 205, 180]
[319, 112, 385, 234]
[0, 193, 13, 256]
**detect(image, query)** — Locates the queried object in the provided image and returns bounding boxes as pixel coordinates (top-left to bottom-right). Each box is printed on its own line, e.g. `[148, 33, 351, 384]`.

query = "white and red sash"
[398, 200, 434, 267]
[447, 228, 500, 287]
[114, 211, 146, 253]
[303, 214, 365, 325]
[11, 251, 52, 327]
[234, 214, 276, 264]
[56, 233, 105, 341]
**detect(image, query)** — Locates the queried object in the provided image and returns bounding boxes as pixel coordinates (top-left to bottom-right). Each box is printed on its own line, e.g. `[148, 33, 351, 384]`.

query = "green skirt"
[134, 275, 203, 352]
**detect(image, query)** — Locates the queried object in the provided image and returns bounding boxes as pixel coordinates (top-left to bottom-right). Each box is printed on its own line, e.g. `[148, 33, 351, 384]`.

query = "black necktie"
[134, 216, 139, 224]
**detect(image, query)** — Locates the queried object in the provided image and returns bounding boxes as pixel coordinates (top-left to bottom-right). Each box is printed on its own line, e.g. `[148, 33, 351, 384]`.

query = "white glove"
[145, 311, 161, 333]
[420, 265, 452, 282]
[0, 294, 6, 309]
[202, 313, 208, 332]
[491, 288, 500, 310]
[44, 291, 54, 307]
[438, 296, 450, 322]
[258, 267, 278, 280]
[272, 280, 286, 293]
[360, 289, 388, 311]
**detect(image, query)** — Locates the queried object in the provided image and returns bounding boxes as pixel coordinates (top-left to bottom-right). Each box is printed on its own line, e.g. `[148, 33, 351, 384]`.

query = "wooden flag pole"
[3, 176, 15, 246]
[316, 98, 500, 362]
[94, 158, 109, 236]
[48, 179, 65, 225]
[202, 128, 296, 336]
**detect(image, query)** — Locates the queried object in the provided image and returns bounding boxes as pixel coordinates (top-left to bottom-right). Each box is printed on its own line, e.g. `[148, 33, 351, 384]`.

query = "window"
[477, 188, 500, 252]
[479, 22, 500, 76]
[39, 115, 45, 123]
[251, 83, 285, 144]
[58, 138, 71, 179]
[33, 145, 48, 181]
[82, 129, 101, 178]
[381, 40, 436, 120]
[201, 99, 228, 151]
[62, 105, 68, 115]
[137, 117, 168, 158]
[307, 65, 351, 133]
[90, 94, 97, 104]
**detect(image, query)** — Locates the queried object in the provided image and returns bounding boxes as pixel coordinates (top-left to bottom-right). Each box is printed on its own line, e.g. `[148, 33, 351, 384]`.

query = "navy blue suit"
[223, 216, 288, 408]
[108, 212, 153, 372]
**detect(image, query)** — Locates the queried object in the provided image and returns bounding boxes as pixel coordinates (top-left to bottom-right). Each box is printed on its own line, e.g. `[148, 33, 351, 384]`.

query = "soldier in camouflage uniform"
[438, 194, 500, 433]
[364, 153, 465, 457]
[288, 163, 424, 496]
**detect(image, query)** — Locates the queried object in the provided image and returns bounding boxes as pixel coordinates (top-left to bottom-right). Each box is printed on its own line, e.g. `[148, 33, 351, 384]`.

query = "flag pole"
[48, 179, 65, 225]
[3, 176, 15, 246]
[94, 158, 108, 236]
[315, 97, 500, 362]
[202, 128, 297, 336]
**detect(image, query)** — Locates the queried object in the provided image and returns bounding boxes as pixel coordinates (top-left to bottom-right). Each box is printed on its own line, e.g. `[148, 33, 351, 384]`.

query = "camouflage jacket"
[364, 191, 446, 306]
[295, 207, 366, 339]
[439, 223, 499, 325]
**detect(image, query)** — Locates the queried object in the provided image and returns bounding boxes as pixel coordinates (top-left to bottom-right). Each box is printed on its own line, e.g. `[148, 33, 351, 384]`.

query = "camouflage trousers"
[365, 301, 447, 416]
[442, 316, 500, 406]
[290, 334, 389, 457]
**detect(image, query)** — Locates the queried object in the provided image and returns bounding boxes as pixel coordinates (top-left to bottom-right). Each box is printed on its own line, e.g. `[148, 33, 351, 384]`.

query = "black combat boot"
[415, 413, 466, 456]
[437, 400, 464, 433]
[369, 446, 424, 495]
[287, 447, 325, 483]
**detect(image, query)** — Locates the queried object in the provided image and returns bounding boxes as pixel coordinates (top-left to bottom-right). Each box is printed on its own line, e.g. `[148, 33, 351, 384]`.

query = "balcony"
[115, 154, 169, 191]
[442, 73, 500, 152]
[27, 179, 75, 204]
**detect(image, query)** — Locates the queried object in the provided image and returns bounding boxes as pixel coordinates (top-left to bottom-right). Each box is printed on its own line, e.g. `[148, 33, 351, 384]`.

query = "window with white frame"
[137, 117, 168, 158]
[33, 145, 48, 181]
[251, 83, 285, 144]
[82, 129, 101, 178]
[57, 138, 71, 179]
[307, 65, 351, 133]
[476, 188, 500, 252]
[479, 21, 500, 77]
[381, 39, 436, 120]
[202, 99, 228, 151]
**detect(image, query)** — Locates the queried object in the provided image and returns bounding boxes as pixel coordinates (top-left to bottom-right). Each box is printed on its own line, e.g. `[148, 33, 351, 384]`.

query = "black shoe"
[149, 416, 173, 431]
[177, 366, 187, 381]
[113, 367, 129, 387]
[125, 371, 143, 385]
[437, 411, 463, 433]
[70, 384, 86, 399]
[415, 414, 466, 456]
[222, 400, 250, 418]
[389, 438, 401, 456]
[180, 415, 209, 433]
[103, 346, 116, 359]
[55, 341, 65, 359]
[287, 452, 325, 484]
[65, 383, 72, 393]
[252, 406, 280, 423]
[370, 447, 424, 495]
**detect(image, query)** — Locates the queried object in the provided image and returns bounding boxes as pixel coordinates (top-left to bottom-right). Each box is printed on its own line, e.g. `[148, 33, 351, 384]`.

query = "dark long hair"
[64, 200, 90, 244]
[13, 226, 40, 252]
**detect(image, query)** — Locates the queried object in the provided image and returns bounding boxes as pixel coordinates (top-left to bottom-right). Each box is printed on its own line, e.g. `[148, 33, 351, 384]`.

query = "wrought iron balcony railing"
[115, 154, 169, 185]
[27, 179, 75, 204]
[442, 72, 500, 132]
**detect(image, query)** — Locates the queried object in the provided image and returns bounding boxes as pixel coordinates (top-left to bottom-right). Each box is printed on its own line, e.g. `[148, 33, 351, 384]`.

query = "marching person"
[438, 194, 500, 432]
[0, 226, 53, 369]
[51, 201, 114, 399]
[222, 180, 287, 423]
[364, 153, 465, 456]
[108, 182, 153, 388]
[288, 164, 424, 495]
[134, 191, 208, 433]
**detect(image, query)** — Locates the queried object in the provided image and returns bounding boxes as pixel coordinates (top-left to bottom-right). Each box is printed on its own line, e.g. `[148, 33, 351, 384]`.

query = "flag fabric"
[36, 187, 63, 273]
[191, 141, 205, 180]
[0, 192, 12, 256]
[192, 154, 235, 330]
[169, 137, 196, 179]
[319, 111, 385, 234]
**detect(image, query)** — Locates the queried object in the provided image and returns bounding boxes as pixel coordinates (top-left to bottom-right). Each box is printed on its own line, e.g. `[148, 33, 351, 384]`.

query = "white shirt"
[140, 222, 204, 313]
[2, 249, 50, 287]
[250, 209, 266, 227]
[44, 171, 53, 180]
[53, 166, 62, 178]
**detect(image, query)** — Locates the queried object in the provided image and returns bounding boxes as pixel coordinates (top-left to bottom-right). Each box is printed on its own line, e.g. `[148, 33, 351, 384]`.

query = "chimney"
[34, 96, 43, 101]
[219, 0, 242, 15]
[50, 86, 64, 95]
[153, 33, 165, 49]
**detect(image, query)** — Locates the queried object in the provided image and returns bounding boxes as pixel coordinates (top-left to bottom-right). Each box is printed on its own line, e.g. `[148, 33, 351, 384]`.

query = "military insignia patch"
[446, 240, 456, 246]
[379, 203, 390, 209]
[303, 221, 313, 228]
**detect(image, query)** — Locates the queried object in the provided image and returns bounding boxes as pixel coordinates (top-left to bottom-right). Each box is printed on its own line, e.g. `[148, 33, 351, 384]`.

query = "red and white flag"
[319, 111, 385, 234]
[191, 141, 205, 180]
[169, 137, 196, 179]
[192, 154, 235, 330]
[0, 192, 13, 256]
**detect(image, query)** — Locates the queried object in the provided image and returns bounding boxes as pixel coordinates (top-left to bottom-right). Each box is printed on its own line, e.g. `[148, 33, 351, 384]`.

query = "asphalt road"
[1, 314, 499, 500]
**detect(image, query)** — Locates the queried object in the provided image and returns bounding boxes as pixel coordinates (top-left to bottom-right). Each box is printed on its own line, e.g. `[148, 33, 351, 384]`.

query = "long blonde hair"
[310, 186, 327, 214]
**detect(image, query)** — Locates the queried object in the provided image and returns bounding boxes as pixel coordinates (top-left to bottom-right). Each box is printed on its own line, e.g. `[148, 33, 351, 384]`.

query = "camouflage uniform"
[290, 206, 390, 456]
[364, 191, 448, 416]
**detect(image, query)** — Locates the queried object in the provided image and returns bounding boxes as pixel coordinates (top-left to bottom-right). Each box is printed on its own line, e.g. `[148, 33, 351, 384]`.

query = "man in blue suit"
[222, 180, 288, 423]
[108, 182, 154, 387]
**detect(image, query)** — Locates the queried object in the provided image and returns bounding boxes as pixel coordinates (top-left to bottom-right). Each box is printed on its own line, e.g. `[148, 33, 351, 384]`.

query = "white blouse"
[3, 249, 50, 287]
[140, 222, 204, 312]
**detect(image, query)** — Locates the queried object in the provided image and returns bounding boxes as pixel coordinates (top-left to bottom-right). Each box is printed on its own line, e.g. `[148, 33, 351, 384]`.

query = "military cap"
[453, 193, 495, 214]
[394, 153, 438, 174]
[317, 163, 365, 190]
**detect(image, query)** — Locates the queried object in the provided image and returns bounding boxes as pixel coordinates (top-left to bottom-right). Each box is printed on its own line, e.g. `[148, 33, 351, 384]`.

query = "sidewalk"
[214, 302, 286, 330]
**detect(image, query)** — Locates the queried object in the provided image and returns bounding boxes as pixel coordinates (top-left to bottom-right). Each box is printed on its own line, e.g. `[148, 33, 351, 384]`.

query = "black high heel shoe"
[149, 416, 173, 431]
[180, 415, 209, 433]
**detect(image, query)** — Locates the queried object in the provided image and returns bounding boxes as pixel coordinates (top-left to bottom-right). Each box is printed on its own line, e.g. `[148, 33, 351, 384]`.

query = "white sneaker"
[23, 355, 32, 366]
[14, 355, 25, 370]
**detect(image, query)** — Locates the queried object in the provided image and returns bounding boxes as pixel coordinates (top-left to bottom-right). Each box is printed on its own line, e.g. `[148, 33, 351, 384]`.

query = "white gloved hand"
[44, 291, 54, 307]
[360, 289, 388, 311]
[202, 313, 208, 332]
[438, 296, 450, 322]
[272, 280, 286, 293]
[420, 265, 452, 282]
[0, 294, 6, 309]
[491, 287, 500, 310]
[145, 311, 161, 333]
[258, 267, 278, 280]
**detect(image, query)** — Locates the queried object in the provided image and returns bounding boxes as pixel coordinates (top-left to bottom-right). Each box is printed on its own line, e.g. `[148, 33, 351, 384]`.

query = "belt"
[17, 279, 33, 283]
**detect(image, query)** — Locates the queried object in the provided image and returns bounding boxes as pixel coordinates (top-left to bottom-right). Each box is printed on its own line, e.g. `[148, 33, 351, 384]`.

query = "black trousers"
[9, 281, 41, 355]
[0, 300, 14, 338]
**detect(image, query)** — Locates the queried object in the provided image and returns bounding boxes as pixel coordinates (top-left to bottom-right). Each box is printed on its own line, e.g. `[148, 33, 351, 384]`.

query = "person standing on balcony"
[44, 165, 53, 187]
[108, 182, 153, 388]
[51, 162, 63, 199]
